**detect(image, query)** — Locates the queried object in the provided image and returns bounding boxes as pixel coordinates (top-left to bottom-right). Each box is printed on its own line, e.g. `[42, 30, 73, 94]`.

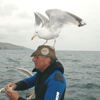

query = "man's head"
[31, 45, 58, 72]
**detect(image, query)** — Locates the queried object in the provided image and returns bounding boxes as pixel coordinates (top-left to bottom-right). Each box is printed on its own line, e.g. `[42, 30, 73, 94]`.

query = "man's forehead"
[34, 55, 44, 58]
[34, 55, 49, 59]
[34, 55, 41, 57]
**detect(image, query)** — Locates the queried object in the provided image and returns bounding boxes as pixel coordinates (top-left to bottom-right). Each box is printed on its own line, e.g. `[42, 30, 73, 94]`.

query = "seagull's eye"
[36, 32, 38, 33]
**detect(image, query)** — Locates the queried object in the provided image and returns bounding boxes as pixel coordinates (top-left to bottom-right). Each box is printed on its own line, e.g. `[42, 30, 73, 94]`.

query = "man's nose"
[32, 57, 35, 61]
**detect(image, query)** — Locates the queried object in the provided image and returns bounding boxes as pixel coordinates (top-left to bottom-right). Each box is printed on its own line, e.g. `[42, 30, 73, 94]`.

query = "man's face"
[32, 56, 48, 71]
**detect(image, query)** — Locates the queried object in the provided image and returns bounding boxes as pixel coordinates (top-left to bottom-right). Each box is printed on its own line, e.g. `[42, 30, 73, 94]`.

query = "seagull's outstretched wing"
[35, 12, 49, 23]
[34, 12, 49, 26]
[6, 67, 33, 77]
[34, 12, 43, 26]
[45, 9, 86, 27]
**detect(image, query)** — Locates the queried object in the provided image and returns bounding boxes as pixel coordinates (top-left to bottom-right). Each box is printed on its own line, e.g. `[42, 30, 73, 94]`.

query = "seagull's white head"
[31, 23, 42, 40]
[31, 26, 49, 40]
[31, 31, 38, 40]
[31, 12, 50, 40]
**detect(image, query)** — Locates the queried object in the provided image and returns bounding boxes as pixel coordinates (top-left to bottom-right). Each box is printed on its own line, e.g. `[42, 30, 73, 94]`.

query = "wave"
[6, 57, 20, 64]
[85, 83, 100, 89]
[71, 59, 82, 62]
[67, 83, 100, 89]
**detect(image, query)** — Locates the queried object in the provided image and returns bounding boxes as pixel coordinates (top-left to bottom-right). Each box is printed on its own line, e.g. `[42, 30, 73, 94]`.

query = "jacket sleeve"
[18, 97, 26, 100]
[18, 97, 35, 100]
[15, 81, 28, 90]
[23, 73, 37, 88]
[15, 73, 37, 90]
[44, 72, 66, 100]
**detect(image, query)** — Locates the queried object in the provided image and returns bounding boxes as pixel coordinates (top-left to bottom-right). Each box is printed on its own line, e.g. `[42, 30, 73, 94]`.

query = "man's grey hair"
[42, 56, 56, 64]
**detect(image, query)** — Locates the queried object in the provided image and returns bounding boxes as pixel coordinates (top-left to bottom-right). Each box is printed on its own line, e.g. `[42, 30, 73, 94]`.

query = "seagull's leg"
[53, 38, 56, 48]
[43, 40, 48, 45]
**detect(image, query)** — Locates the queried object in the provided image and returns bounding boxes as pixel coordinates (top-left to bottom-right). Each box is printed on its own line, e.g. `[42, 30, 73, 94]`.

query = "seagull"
[31, 9, 86, 47]
[0, 67, 35, 99]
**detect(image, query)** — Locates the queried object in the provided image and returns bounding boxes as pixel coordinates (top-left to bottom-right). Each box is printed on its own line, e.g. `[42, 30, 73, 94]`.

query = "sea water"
[0, 50, 100, 100]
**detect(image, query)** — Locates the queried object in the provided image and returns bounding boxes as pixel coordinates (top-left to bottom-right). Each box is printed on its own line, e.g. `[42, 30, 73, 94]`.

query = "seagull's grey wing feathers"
[67, 12, 86, 27]
[34, 12, 44, 26]
[34, 12, 49, 27]
[46, 9, 86, 27]
[35, 12, 49, 24]
[49, 19, 62, 34]
[6, 67, 32, 77]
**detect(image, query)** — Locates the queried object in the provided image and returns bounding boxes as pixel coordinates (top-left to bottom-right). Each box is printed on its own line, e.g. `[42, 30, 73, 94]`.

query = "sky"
[0, 0, 100, 51]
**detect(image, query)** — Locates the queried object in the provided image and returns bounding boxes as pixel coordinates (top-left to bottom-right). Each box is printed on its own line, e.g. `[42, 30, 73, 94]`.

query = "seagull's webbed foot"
[43, 40, 48, 45]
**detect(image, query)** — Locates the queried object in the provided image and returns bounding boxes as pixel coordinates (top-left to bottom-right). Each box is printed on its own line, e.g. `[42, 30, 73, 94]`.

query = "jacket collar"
[32, 61, 64, 74]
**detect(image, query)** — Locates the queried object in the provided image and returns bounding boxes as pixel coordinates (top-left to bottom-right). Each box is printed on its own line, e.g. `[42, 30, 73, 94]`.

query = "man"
[5, 45, 66, 100]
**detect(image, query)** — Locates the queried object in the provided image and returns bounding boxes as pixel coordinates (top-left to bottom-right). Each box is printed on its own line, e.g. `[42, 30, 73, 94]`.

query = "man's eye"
[36, 56, 39, 59]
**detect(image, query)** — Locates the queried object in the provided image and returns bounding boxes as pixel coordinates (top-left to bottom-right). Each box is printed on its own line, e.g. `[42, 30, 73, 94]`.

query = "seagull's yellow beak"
[31, 35, 36, 40]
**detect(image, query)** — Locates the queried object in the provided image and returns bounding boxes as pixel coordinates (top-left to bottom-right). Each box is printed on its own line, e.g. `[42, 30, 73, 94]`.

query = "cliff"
[0, 42, 31, 50]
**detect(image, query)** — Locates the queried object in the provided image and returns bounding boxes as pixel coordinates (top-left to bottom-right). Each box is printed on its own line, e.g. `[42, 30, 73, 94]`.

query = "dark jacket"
[16, 61, 66, 100]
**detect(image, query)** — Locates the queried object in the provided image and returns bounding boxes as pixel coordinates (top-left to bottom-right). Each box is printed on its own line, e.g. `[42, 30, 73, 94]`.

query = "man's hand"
[6, 89, 20, 100]
[5, 83, 17, 91]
